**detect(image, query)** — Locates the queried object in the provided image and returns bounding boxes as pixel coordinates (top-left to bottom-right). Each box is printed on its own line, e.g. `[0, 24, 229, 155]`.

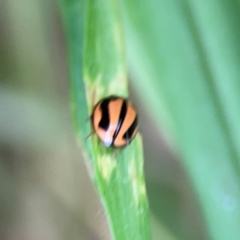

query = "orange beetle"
[90, 95, 138, 148]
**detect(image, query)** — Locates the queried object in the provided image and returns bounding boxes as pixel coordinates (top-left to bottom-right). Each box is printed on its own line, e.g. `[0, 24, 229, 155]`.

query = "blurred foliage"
[121, 0, 240, 240]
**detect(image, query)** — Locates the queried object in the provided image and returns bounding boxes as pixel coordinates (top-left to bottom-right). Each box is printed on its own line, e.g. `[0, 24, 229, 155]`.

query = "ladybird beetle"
[90, 95, 138, 148]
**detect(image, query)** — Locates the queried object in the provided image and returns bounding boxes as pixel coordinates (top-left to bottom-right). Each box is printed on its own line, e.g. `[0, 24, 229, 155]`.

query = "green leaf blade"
[58, 0, 152, 239]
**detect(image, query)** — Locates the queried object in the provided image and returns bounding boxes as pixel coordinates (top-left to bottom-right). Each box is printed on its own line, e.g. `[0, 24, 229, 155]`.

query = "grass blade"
[121, 0, 240, 239]
[58, 0, 152, 239]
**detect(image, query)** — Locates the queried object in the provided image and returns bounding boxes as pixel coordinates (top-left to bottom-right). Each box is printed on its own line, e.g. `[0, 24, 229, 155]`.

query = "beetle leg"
[125, 132, 130, 146]
[85, 116, 92, 122]
[85, 132, 94, 141]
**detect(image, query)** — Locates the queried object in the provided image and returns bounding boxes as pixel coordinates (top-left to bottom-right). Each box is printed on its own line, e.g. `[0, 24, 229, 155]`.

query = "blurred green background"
[0, 0, 207, 239]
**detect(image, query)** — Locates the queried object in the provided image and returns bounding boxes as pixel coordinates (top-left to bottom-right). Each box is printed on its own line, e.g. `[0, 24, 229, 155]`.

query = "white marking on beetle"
[103, 131, 113, 147]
